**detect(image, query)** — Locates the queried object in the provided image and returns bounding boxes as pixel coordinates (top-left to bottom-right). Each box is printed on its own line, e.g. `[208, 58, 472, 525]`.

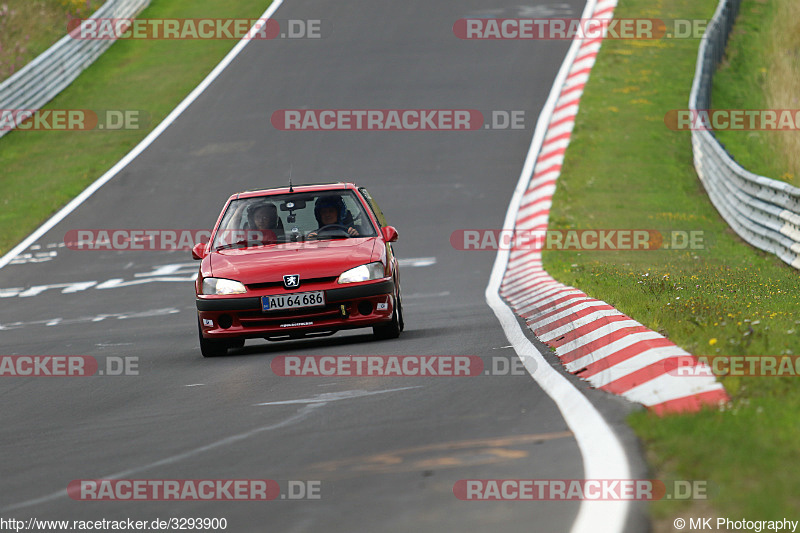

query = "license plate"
[262, 291, 325, 311]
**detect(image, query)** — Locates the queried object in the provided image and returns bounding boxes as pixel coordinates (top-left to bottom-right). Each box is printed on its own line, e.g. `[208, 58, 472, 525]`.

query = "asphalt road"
[0, 1, 648, 531]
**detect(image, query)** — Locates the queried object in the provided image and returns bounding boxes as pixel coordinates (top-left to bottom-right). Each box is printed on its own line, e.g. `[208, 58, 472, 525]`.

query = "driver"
[307, 195, 360, 239]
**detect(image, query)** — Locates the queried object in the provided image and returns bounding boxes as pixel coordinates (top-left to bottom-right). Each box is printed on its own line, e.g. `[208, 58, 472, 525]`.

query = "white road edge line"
[484, 0, 631, 532]
[0, 0, 285, 272]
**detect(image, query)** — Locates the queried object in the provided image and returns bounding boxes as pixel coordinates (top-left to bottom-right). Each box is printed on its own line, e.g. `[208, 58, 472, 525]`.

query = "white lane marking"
[0, 402, 321, 513]
[398, 257, 436, 267]
[184, 383, 205, 387]
[254, 386, 421, 406]
[9, 251, 58, 265]
[8, 245, 435, 270]
[464, 4, 575, 18]
[17, 281, 98, 298]
[402, 291, 450, 299]
[0, 258, 432, 300]
[484, 0, 630, 531]
[0, 277, 197, 298]
[134, 263, 196, 277]
[0, 308, 180, 331]
[0, 0, 285, 272]
[95, 276, 196, 289]
[95, 343, 134, 347]
[0, 263, 198, 298]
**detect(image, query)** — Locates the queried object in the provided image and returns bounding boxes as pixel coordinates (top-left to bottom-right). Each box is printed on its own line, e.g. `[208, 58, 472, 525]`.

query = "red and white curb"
[500, 0, 728, 415]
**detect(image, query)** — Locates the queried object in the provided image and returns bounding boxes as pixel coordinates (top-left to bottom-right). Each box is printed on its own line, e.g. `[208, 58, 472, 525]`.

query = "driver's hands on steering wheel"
[307, 224, 359, 239]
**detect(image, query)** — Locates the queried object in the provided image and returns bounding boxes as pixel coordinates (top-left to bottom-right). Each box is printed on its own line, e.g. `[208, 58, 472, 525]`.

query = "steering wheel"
[308, 224, 352, 238]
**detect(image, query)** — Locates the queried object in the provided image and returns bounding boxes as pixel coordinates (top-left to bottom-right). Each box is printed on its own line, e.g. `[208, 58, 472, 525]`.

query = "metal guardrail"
[689, 0, 800, 269]
[0, 0, 150, 139]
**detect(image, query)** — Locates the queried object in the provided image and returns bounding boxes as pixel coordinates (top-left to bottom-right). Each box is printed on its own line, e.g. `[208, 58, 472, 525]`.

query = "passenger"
[228, 201, 284, 243]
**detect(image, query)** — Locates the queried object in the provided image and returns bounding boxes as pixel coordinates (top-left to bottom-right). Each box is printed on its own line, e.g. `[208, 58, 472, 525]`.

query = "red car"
[192, 183, 404, 357]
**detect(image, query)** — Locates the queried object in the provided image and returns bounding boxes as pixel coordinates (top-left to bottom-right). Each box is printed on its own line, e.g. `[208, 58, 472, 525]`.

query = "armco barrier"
[0, 0, 150, 139]
[690, 0, 800, 269]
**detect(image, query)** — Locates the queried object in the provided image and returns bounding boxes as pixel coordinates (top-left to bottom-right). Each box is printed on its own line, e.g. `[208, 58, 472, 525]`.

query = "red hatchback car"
[192, 183, 404, 357]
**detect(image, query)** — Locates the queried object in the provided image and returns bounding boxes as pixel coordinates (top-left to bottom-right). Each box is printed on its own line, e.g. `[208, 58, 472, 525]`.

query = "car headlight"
[202, 277, 247, 295]
[337, 262, 385, 284]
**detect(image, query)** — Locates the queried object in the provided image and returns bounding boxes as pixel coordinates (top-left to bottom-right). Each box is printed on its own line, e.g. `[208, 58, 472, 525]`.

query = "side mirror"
[381, 226, 399, 243]
[191, 242, 208, 260]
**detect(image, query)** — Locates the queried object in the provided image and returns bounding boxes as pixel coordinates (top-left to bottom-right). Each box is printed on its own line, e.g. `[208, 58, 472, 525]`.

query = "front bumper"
[197, 279, 395, 340]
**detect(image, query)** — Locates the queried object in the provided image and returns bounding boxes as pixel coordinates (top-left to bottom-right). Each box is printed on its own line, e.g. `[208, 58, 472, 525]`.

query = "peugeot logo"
[283, 274, 300, 289]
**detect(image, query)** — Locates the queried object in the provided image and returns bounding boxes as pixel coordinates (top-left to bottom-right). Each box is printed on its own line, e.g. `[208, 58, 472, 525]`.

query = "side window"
[359, 188, 389, 228]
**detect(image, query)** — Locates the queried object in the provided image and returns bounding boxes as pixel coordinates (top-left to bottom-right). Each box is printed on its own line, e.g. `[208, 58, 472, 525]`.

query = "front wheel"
[373, 293, 403, 340]
[198, 320, 229, 357]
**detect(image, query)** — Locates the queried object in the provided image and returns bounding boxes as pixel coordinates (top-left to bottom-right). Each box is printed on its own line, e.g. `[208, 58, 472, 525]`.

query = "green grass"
[710, 0, 795, 183]
[0, 0, 105, 82]
[0, 0, 272, 254]
[541, 0, 800, 523]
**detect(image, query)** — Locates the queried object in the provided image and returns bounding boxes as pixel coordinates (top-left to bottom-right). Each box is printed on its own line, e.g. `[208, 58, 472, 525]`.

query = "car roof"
[232, 182, 358, 200]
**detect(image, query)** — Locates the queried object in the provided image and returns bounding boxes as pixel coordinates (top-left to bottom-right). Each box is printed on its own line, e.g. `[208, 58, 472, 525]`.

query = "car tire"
[373, 292, 402, 340]
[198, 320, 229, 357]
[398, 292, 405, 332]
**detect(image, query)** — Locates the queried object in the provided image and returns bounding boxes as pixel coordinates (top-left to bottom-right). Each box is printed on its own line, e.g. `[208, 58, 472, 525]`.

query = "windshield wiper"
[214, 239, 267, 251]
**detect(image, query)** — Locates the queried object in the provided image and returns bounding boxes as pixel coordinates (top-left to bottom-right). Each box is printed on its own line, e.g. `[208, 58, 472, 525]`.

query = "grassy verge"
[542, 0, 800, 524]
[712, 0, 799, 184]
[0, 0, 105, 82]
[0, 0, 271, 254]
[766, 0, 800, 182]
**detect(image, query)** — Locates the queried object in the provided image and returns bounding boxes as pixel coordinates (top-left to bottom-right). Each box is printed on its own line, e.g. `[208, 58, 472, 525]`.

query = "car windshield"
[212, 190, 377, 249]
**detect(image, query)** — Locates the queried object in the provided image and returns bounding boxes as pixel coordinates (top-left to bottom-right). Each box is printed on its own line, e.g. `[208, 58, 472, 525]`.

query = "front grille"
[246, 276, 338, 291]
